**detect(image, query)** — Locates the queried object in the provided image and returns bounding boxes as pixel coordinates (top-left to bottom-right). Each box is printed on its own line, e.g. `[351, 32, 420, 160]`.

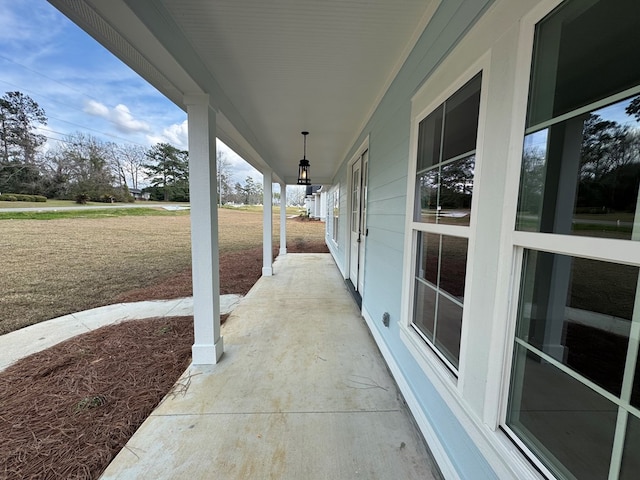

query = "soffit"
[50, 0, 438, 184]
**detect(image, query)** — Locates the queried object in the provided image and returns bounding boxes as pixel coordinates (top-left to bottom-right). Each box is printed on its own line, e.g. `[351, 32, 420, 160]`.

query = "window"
[507, 1, 640, 478]
[330, 186, 339, 243]
[416, 73, 481, 226]
[410, 73, 482, 373]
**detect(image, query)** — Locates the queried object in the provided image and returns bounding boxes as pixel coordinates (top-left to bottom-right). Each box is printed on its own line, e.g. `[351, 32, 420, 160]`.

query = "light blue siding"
[330, 0, 498, 478]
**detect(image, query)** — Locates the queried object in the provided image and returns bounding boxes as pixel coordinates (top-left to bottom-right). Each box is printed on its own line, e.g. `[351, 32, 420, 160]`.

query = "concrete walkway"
[101, 254, 441, 479]
[2, 253, 441, 479]
[0, 296, 242, 371]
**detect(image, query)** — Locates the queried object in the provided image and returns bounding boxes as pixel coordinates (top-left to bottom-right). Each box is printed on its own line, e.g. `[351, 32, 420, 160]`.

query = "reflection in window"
[508, 345, 618, 480]
[331, 187, 339, 243]
[516, 250, 636, 396]
[517, 96, 640, 239]
[620, 414, 640, 479]
[415, 73, 481, 226]
[509, 249, 640, 479]
[511, 0, 640, 477]
[412, 232, 467, 370]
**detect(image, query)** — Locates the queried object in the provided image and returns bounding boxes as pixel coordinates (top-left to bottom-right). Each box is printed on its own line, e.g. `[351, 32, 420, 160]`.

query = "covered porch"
[99, 254, 441, 479]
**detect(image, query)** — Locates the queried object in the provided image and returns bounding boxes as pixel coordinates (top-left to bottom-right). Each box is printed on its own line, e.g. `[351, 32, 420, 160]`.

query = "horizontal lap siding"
[334, 0, 499, 478]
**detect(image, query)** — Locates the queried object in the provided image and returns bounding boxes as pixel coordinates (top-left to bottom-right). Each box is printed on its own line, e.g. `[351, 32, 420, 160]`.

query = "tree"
[0, 91, 47, 193]
[0, 91, 47, 164]
[287, 185, 306, 206]
[41, 132, 128, 202]
[234, 175, 263, 204]
[217, 150, 234, 205]
[625, 96, 640, 122]
[143, 143, 189, 201]
[107, 143, 146, 190]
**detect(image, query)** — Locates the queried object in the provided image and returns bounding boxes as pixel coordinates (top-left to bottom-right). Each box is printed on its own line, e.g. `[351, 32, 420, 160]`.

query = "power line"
[0, 53, 112, 108]
[0, 78, 151, 146]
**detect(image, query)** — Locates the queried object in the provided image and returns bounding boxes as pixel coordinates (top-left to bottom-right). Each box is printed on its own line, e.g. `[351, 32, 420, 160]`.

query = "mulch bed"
[1, 240, 329, 479]
[115, 240, 329, 303]
[0, 317, 193, 480]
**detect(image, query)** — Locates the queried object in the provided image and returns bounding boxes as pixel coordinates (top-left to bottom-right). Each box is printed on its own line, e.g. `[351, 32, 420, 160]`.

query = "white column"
[262, 169, 273, 276]
[185, 94, 223, 364]
[279, 183, 287, 255]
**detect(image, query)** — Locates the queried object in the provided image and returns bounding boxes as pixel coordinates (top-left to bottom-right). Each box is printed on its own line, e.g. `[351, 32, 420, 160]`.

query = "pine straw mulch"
[0, 316, 194, 480]
[0, 238, 329, 480]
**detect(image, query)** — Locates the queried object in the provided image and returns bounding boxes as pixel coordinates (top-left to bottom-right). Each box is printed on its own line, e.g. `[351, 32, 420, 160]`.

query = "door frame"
[347, 137, 369, 297]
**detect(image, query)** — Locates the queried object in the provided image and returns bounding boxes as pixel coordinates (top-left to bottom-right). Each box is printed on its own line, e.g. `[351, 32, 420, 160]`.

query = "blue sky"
[0, 0, 260, 185]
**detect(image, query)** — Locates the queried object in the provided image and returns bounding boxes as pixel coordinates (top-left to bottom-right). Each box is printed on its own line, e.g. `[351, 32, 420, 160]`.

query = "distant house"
[129, 188, 150, 201]
[304, 185, 326, 221]
[51, 1, 640, 478]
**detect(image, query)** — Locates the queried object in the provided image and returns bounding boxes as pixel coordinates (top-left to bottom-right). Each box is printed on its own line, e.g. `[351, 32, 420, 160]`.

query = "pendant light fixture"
[297, 131, 311, 185]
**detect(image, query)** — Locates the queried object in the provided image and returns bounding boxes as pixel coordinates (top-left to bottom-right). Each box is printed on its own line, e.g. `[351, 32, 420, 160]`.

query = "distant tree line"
[0, 90, 267, 205]
[520, 111, 640, 216]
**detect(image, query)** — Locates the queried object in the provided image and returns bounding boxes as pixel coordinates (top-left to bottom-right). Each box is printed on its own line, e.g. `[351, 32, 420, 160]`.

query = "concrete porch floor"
[99, 253, 441, 479]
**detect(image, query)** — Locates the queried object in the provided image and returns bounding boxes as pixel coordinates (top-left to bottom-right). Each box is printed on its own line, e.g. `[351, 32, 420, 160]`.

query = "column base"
[262, 266, 273, 276]
[191, 336, 224, 365]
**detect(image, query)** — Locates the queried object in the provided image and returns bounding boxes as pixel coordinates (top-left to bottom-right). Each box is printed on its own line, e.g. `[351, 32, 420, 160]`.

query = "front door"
[349, 150, 368, 294]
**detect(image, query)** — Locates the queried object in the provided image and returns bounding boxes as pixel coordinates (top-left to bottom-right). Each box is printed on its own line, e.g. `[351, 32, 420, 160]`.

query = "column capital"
[183, 93, 210, 106]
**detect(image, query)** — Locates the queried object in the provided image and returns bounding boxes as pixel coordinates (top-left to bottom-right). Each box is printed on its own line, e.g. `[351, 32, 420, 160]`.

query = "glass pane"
[528, 0, 640, 128]
[516, 95, 640, 240]
[507, 345, 617, 480]
[416, 232, 440, 286]
[634, 360, 640, 408]
[620, 413, 640, 480]
[417, 168, 439, 223]
[439, 235, 467, 300]
[417, 105, 443, 172]
[413, 280, 436, 340]
[442, 73, 482, 161]
[434, 293, 462, 368]
[516, 130, 548, 231]
[438, 156, 474, 226]
[516, 250, 636, 397]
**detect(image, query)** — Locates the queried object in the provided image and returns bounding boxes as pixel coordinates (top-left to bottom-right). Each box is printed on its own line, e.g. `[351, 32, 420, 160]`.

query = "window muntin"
[415, 73, 481, 227]
[516, 95, 640, 240]
[514, 250, 637, 397]
[412, 232, 467, 370]
[507, 343, 618, 480]
[508, 250, 640, 480]
[330, 187, 339, 243]
[510, 1, 640, 477]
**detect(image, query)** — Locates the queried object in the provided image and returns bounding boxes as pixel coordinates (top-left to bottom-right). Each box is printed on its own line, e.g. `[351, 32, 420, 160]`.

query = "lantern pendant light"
[297, 131, 311, 185]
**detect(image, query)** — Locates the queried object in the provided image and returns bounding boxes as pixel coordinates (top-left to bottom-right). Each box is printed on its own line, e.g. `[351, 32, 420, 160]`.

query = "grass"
[0, 207, 190, 220]
[0, 199, 179, 209]
[0, 207, 326, 335]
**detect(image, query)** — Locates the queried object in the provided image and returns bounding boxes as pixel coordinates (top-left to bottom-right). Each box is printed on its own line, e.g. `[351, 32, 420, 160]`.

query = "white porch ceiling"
[48, 0, 439, 185]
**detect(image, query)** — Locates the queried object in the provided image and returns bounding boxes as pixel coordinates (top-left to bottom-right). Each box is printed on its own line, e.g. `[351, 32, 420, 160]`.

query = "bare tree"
[216, 150, 234, 205]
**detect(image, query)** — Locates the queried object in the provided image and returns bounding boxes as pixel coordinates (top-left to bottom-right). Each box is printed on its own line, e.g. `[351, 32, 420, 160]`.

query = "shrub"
[75, 193, 90, 205]
[0, 193, 47, 202]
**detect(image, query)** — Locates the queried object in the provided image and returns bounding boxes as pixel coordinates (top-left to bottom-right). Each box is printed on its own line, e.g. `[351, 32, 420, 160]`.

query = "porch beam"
[263, 170, 273, 276]
[279, 183, 287, 255]
[185, 93, 223, 364]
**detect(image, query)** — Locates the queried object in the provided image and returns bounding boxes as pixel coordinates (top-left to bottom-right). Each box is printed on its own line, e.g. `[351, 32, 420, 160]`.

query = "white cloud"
[83, 100, 150, 134]
[84, 99, 109, 117]
[146, 119, 188, 149]
[112, 104, 150, 133]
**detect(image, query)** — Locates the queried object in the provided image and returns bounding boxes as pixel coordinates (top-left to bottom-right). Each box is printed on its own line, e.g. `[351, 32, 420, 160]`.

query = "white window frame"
[395, 1, 640, 479]
[328, 184, 340, 246]
[495, 1, 640, 479]
[400, 55, 489, 395]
